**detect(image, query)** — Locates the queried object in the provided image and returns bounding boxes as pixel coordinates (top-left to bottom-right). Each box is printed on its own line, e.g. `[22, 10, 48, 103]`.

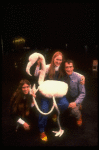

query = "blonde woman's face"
[54, 55, 62, 67]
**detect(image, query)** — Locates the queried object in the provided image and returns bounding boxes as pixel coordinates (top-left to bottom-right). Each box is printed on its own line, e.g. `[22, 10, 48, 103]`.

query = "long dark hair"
[10, 79, 31, 116]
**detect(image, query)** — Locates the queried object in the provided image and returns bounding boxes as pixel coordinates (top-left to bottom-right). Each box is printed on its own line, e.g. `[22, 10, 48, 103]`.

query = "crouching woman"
[10, 79, 34, 132]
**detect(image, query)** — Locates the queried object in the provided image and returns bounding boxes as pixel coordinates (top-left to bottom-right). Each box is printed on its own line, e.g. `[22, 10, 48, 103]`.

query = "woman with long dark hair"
[10, 79, 34, 131]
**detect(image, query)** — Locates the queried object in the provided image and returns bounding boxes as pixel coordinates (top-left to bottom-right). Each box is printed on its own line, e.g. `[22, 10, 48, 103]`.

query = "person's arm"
[75, 78, 86, 105]
[10, 99, 30, 130]
[45, 64, 50, 74]
[31, 97, 35, 107]
[17, 118, 25, 124]
[80, 76, 85, 85]
[75, 72, 85, 85]
[34, 64, 50, 77]
[69, 75, 86, 109]
[17, 118, 30, 130]
[34, 66, 40, 76]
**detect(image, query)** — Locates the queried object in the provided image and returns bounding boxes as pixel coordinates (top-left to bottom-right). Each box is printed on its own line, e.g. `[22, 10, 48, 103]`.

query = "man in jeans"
[62, 59, 86, 126]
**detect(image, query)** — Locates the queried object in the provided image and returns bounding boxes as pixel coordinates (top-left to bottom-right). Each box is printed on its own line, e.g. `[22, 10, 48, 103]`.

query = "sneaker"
[52, 114, 57, 122]
[40, 132, 48, 141]
[77, 115, 82, 126]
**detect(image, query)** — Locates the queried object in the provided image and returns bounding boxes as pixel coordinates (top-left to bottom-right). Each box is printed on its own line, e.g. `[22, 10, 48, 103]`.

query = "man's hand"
[23, 122, 30, 130]
[68, 102, 76, 109]
[80, 76, 85, 85]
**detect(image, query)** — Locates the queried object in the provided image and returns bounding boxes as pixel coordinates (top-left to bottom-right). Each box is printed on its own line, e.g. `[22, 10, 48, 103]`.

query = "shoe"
[77, 115, 82, 126]
[52, 114, 57, 122]
[40, 132, 48, 142]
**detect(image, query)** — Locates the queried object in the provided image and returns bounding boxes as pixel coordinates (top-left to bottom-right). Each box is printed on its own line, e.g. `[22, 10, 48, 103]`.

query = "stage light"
[13, 37, 25, 44]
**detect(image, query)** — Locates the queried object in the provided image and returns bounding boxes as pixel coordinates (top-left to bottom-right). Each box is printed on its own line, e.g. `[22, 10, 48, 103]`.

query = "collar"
[54, 66, 60, 71]
[65, 71, 74, 79]
[69, 71, 74, 78]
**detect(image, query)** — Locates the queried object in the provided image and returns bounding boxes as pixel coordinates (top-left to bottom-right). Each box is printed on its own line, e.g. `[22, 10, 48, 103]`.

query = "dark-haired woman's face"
[22, 83, 30, 95]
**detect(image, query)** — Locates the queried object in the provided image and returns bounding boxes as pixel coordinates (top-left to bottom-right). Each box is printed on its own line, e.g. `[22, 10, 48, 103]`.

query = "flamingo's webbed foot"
[52, 129, 64, 137]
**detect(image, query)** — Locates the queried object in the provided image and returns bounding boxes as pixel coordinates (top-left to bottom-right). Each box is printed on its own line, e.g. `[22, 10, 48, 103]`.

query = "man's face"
[22, 83, 30, 95]
[65, 62, 74, 76]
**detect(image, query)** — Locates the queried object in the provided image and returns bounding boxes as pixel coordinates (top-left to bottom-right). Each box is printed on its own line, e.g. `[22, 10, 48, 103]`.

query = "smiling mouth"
[24, 91, 28, 93]
[67, 71, 71, 74]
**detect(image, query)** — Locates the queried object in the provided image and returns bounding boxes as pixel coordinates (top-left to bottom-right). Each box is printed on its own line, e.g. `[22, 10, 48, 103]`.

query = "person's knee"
[41, 100, 49, 112]
[59, 96, 69, 110]
[63, 97, 69, 109]
[65, 101, 69, 109]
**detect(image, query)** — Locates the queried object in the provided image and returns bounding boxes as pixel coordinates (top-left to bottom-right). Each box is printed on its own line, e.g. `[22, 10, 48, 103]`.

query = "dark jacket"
[10, 94, 33, 123]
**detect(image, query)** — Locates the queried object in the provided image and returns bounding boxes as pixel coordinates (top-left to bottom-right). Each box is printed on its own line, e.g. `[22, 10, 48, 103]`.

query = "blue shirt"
[63, 71, 86, 105]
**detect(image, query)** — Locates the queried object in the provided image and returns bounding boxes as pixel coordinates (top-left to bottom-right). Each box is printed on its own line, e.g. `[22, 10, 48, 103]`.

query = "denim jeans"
[38, 96, 69, 133]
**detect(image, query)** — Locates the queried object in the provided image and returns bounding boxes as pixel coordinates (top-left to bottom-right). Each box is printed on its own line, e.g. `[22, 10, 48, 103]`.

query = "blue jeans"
[38, 96, 69, 133]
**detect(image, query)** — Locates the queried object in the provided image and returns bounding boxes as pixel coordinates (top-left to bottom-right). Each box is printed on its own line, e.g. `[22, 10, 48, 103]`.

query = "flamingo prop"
[26, 53, 68, 137]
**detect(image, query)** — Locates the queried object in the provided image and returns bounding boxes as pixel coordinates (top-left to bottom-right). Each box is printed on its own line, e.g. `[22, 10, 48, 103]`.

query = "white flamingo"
[26, 52, 68, 137]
